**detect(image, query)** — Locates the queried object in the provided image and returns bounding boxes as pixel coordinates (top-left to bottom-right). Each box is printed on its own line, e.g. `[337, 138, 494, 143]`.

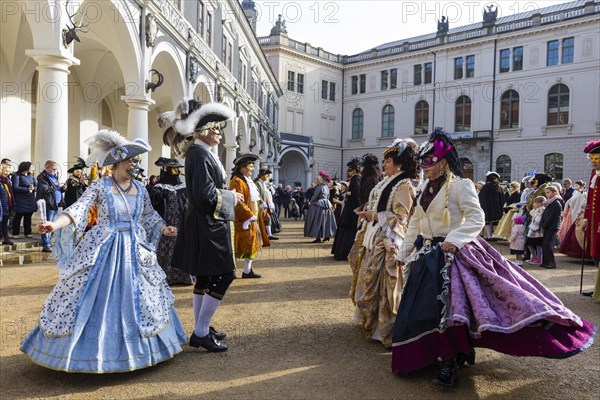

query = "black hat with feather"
[67, 157, 88, 173]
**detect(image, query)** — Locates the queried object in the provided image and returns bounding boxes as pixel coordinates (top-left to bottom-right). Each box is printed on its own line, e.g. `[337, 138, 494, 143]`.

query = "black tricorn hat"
[533, 173, 552, 185]
[67, 157, 88, 173]
[233, 153, 259, 166]
[154, 157, 183, 168]
[258, 167, 272, 176]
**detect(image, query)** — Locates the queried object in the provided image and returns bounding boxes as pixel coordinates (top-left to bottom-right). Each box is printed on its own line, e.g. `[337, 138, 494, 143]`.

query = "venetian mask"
[126, 156, 142, 178]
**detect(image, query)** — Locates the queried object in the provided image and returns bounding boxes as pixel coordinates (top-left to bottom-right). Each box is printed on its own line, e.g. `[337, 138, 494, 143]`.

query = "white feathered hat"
[85, 130, 151, 167]
[159, 99, 236, 157]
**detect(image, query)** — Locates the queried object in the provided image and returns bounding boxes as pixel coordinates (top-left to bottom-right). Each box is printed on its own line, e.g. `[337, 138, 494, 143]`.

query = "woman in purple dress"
[391, 129, 596, 386]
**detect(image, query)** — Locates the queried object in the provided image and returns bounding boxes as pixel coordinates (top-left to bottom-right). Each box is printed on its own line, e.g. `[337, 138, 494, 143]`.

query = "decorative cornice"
[262, 47, 344, 70]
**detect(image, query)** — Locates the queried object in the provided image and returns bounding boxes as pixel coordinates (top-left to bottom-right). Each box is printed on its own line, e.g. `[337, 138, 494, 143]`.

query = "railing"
[346, 53, 372, 63]
[496, 24, 513, 33]
[409, 40, 436, 51]
[258, 37, 271, 45]
[449, 33, 465, 42]
[466, 30, 482, 39]
[515, 20, 533, 29]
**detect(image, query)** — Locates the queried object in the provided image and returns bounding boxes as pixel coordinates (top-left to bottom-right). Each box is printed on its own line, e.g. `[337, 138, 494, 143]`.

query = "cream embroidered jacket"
[397, 177, 485, 262]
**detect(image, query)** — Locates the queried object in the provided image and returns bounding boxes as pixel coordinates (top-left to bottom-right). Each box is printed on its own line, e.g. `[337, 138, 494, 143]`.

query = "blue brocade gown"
[20, 177, 187, 373]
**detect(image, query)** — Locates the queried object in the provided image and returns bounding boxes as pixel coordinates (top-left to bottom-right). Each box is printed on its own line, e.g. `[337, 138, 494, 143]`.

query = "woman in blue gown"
[20, 130, 187, 373]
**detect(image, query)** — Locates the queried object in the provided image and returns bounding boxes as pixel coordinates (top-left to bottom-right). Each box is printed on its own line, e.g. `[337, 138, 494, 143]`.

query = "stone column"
[224, 143, 238, 181]
[273, 166, 280, 185]
[25, 50, 79, 176]
[121, 96, 155, 172]
[305, 169, 313, 189]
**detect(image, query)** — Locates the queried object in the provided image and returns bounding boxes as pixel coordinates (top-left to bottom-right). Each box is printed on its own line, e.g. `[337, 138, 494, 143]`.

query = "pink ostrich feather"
[433, 139, 452, 160]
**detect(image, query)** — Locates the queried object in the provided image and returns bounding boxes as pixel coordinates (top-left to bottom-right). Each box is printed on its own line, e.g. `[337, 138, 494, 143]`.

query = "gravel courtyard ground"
[1, 221, 598, 399]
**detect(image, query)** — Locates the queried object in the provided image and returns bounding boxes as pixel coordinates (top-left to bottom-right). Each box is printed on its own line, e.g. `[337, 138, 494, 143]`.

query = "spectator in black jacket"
[274, 183, 284, 218]
[36, 160, 65, 252]
[540, 185, 563, 269]
[11, 162, 37, 238]
[292, 186, 305, 209]
[562, 179, 575, 202]
[478, 171, 505, 240]
[282, 185, 293, 219]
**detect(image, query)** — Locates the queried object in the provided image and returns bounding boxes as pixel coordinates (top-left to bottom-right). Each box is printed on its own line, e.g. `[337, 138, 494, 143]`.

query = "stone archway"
[193, 79, 213, 104]
[0, 4, 37, 164]
[279, 149, 309, 189]
[148, 44, 186, 172]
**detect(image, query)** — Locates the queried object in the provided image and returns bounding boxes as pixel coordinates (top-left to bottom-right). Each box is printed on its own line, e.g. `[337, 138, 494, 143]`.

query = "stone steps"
[0, 238, 52, 266]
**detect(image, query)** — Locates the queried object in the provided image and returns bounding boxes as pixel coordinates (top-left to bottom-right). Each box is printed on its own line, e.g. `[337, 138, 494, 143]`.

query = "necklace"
[112, 176, 134, 193]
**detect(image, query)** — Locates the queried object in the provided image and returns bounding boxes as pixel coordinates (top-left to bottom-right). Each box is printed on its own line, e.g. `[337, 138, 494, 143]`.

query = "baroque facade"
[260, 0, 600, 186]
[1, 0, 282, 178]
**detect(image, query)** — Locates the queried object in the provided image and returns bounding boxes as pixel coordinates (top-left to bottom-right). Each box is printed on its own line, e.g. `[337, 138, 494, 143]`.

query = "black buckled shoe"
[210, 326, 226, 341]
[432, 358, 459, 387]
[457, 349, 476, 369]
[242, 270, 262, 279]
[582, 290, 594, 297]
[189, 332, 228, 352]
[268, 236, 279, 240]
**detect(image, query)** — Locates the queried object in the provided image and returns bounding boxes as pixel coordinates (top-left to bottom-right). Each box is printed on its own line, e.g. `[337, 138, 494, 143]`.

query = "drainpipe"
[490, 39, 498, 172]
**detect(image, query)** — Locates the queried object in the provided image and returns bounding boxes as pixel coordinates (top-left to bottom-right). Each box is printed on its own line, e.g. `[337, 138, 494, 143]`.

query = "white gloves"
[243, 216, 257, 230]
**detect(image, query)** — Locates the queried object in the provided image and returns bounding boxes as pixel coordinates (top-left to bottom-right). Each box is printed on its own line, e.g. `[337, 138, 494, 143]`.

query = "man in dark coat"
[274, 183, 285, 218]
[166, 99, 242, 352]
[331, 158, 362, 260]
[562, 179, 575, 202]
[478, 171, 504, 240]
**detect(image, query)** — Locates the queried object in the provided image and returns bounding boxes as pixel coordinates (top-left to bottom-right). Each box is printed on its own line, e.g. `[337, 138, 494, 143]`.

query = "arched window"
[544, 153, 563, 180]
[496, 155, 512, 181]
[381, 105, 395, 137]
[460, 158, 474, 180]
[352, 108, 364, 139]
[500, 90, 519, 129]
[547, 84, 569, 125]
[455, 95, 471, 132]
[415, 100, 429, 135]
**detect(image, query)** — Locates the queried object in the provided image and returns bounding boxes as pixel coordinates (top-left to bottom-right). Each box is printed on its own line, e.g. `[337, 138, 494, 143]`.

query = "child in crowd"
[289, 198, 301, 220]
[509, 214, 526, 265]
[526, 196, 546, 265]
